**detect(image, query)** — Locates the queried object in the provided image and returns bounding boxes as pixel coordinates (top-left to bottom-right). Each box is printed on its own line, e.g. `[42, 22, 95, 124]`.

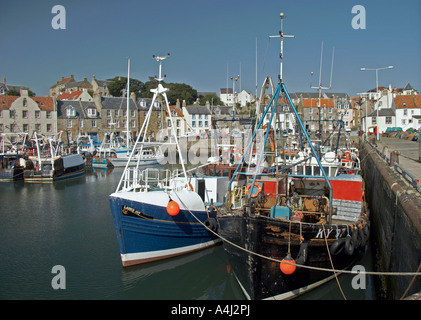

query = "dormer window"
[66, 105, 76, 117]
[87, 108, 97, 117]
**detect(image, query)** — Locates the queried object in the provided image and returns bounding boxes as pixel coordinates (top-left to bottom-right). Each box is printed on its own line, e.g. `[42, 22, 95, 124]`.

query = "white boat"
[106, 58, 164, 167]
[109, 55, 224, 267]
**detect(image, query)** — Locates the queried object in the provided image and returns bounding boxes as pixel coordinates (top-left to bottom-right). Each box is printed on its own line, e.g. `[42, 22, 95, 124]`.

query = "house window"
[67, 120, 72, 128]
[0, 110, 2, 118]
[79, 119, 84, 128]
[131, 120, 135, 128]
[35, 124, 40, 131]
[404, 110, 407, 116]
[199, 121, 202, 127]
[87, 108, 97, 117]
[167, 120, 171, 127]
[91, 120, 97, 127]
[401, 119, 406, 125]
[192, 121, 196, 127]
[204, 115, 208, 119]
[23, 124, 29, 132]
[47, 124, 52, 132]
[114, 110, 119, 116]
[309, 108, 313, 114]
[107, 110, 111, 117]
[35, 111, 40, 119]
[9, 110, 15, 118]
[22, 110, 28, 118]
[176, 120, 180, 127]
[107, 120, 112, 128]
[372, 116, 377, 124]
[46, 111, 51, 119]
[131, 110, 135, 117]
[386, 116, 392, 124]
[66, 107, 76, 117]
[192, 115, 196, 119]
[205, 121, 208, 127]
[0, 124, 3, 132]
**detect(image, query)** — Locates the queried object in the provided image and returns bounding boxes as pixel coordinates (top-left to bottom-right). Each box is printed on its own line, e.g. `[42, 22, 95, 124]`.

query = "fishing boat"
[109, 55, 223, 267]
[24, 132, 85, 183]
[107, 59, 164, 168]
[216, 14, 370, 300]
[107, 144, 164, 167]
[0, 133, 28, 182]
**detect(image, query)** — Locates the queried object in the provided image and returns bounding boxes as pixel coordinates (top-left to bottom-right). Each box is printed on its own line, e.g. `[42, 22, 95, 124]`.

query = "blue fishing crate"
[270, 206, 291, 219]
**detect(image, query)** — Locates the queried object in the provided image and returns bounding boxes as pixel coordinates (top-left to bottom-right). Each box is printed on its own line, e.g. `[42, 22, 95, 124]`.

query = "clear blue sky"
[1, 0, 420, 98]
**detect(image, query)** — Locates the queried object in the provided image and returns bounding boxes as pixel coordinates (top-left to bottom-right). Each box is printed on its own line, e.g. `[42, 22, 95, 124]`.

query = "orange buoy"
[166, 200, 180, 216]
[280, 254, 296, 275]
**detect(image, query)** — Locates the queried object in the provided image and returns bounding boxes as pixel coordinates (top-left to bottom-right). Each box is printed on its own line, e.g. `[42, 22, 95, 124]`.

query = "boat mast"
[126, 58, 130, 149]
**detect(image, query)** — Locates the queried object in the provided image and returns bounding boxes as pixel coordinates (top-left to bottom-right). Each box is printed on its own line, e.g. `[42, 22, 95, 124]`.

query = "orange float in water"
[280, 254, 296, 275]
[166, 200, 180, 216]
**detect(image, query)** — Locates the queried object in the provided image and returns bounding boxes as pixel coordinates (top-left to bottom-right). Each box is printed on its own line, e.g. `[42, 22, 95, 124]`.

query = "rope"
[172, 190, 421, 277]
[322, 223, 347, 300]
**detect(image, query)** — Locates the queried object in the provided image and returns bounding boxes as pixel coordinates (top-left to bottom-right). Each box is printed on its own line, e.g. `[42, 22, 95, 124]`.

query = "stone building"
[0, 90, 56, 137]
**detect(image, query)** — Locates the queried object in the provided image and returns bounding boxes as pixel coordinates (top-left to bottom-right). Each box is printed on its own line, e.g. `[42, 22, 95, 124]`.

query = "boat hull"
[108, 157, 163, 167]
[24, 154, 85, 183]
[217, 214, 367, 300]
[109, 189, 220, 267]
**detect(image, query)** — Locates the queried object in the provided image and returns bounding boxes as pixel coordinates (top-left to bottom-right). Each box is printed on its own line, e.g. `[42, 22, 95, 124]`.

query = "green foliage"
[107, 76, 197, 105]
[199, 94, 223, 106]
[107, 76, 145, 97]
[140, 79, 197, 105]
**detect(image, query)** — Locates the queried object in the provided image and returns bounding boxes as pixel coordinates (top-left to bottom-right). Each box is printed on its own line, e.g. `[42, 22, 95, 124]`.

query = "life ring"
[245, 182, 262, 198]
[344, 236, 354, 255]
[330, 238, 346, 256]
[185, 183, 194, 191]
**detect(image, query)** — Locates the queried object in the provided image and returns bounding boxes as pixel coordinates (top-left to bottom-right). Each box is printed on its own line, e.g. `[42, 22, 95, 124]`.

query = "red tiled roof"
[394, 95, 416, 109]
[302, 98, 334, 108]
[0, 95, 19, 109]
[57, 90, 83, 100]
[32, 97, 55, 111]
[166, 105, 183, 117]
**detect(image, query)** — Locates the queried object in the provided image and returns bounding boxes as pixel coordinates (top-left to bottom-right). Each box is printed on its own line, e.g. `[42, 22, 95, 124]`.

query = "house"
[0, 90, 56, 137]
[366, 108, 396, 135]
[236, 90, 252, 108]
[182, 105, 212, 135]
[164, 104, 185, 138]
[220, 88, 234, 106]
[299, 98, 337, 133]
[0, 76, 30, 95]
[49, 75, 75, 97]
[56, 100, 100, 143]
[394, 95, 421, 130]
[91, 76, 110, 96]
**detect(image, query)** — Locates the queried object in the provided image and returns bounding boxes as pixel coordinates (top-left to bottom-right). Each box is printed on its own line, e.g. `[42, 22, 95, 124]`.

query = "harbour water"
[0, 166, 376, 300]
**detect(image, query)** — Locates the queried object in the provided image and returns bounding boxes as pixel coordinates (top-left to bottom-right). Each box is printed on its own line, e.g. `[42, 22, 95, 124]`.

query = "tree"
[107, 77, 145, 97]
[140, 79, 197, 105]
[199, 94, 223, 106]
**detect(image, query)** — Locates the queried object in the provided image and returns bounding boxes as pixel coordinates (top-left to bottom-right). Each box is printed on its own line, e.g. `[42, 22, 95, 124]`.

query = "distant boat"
[107, 145, 164, 167]
[0, 133, 29, 182]
[109, 55, 224, 267]
[24, 132, 85, 183]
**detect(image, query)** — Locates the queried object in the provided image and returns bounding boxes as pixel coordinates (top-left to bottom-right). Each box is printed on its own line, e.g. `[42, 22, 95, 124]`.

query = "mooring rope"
[173, 190, 421, 278]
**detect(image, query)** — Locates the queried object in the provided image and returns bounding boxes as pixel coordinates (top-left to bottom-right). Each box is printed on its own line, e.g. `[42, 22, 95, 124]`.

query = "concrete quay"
[359, 138, 421, 299]
[369, 136, 421, 192]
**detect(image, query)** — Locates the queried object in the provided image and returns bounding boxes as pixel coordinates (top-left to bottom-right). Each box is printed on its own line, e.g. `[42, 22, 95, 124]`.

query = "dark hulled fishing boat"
[216, 13, 369, 300]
